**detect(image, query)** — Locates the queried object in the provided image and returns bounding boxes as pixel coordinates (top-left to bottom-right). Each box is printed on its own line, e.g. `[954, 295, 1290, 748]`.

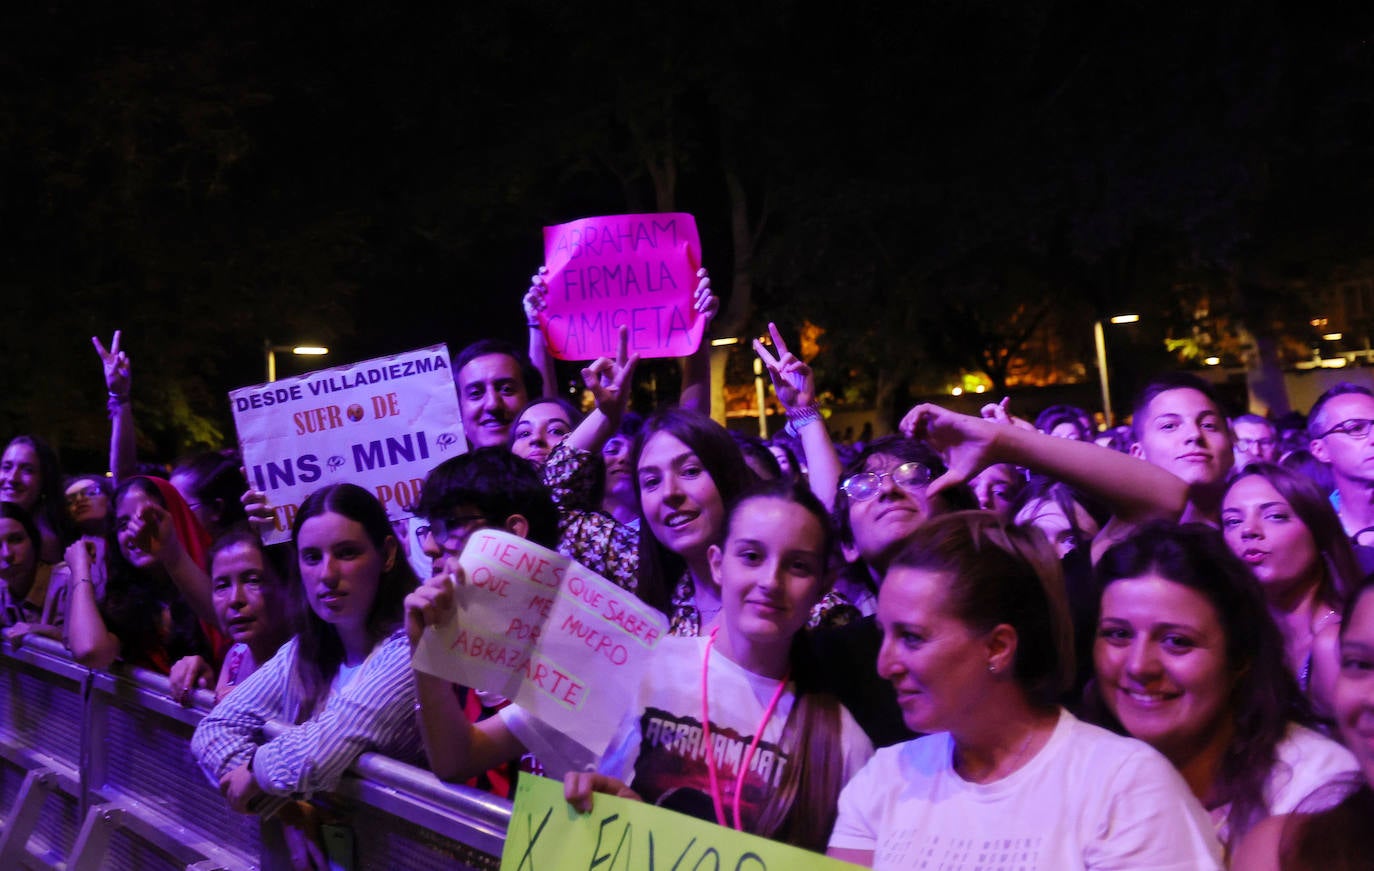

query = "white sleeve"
[1086, 745, 1224, 871]
[497, 704, 600, 780]
[827, 749, 886, 852]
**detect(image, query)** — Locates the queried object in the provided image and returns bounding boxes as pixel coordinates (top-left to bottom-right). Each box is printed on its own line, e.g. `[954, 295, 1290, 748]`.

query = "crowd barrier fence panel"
[0, 636, 512, 870]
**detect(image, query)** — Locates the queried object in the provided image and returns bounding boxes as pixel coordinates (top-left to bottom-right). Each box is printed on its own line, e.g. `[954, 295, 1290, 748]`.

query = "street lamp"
[1094, 314, 1138, 427]
[265, 341, 329, 382]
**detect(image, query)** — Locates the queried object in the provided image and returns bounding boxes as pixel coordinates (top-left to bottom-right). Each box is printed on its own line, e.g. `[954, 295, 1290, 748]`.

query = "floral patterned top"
[543, 441, 640, 594]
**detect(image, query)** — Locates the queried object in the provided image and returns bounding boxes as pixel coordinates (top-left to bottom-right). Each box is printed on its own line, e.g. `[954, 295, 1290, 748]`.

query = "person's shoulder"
[1056, 710, 1173, 768]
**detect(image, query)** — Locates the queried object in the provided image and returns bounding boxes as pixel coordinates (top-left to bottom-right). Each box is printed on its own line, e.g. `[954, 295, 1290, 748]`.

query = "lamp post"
[1094, 314, 1138, 427]
[265, 341, 329, 383]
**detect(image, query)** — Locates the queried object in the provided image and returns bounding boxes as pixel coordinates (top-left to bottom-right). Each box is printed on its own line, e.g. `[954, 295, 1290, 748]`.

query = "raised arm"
[524, 268, 558, 400]
[127, 501, 217, 628]
[93, 331, 135, 482]
[755, 323, 841, 510]
[678, 269, 718, 416]
[62, 538, 120, 668]
[563, 325, 638, 456]
[405, 573, 525, 781]
[901, 403, 1189, 525]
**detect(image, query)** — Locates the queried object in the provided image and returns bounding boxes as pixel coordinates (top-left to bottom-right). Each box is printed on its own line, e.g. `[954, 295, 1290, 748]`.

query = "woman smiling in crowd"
[829, 512, 1223, 869]
[1092, 523, 1357, 854]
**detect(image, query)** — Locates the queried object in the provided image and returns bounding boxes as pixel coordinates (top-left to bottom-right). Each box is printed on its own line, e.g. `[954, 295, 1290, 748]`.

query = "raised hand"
[692, 269, 718, 327]
[524, 267, 549, 325]
[580, 325, 639, 420]
[753, 322, 816, 412]
[900, 403, 1006, 499]
[404, 571, 460, 650]
[92, 330, 132, 396]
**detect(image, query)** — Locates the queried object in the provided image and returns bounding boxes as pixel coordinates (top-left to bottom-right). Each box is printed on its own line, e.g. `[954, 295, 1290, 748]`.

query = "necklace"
[700, 628, 790, 830]
[955, 722, 1041, 783]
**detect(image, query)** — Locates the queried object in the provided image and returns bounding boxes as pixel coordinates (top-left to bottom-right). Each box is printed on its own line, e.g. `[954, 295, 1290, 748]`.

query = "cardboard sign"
[229, 344, 464, 545]
[501, 775, 863, 871]
[539, 213, 705, 360]
[411, 529, 668, 756]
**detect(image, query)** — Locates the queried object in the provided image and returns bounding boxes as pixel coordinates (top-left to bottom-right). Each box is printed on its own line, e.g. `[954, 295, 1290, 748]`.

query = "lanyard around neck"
[699, 627, 791, 831]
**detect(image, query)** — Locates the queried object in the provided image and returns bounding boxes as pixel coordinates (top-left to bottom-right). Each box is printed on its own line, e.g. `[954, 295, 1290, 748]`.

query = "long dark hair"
[171, 450, 248, 537]
[287, 484, 417, 721]
[1094, 522, 1308, 842]
[1225, 462, 1358, 609]
[717, 480, 844, 852]
[631, 408, 749, 616]
[102, 477, 214, 673]
[3, 434, 69, 550]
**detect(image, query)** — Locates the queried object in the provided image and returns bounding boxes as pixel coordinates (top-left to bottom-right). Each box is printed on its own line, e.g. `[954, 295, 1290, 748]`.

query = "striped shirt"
[191, 628, 423, 810]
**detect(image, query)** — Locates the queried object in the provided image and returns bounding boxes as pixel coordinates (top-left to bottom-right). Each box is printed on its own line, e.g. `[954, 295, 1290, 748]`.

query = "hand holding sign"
[539, 213, 706, 360]
[404, 571, 458, 651]
[411, 529, 668, 755]
[754, 322, 816, 413]
[523, 267, 550, 326]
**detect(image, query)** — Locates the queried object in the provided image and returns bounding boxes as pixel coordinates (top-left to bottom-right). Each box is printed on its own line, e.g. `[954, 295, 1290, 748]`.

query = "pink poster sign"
[539, 212, 704, 360]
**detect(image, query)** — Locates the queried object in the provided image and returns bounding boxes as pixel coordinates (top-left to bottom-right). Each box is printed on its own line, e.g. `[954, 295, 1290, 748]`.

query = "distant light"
[711, 337, 741, 347]
[1323, 333, 1343, 341]
[293, 346, 329, 356]
[1109, 314, 1140, 324]
[952, 387, 964, 396]
[1321, 357, 1349, 369]
[1203, 356, 1221, 366]
[974, 385, 987, 393]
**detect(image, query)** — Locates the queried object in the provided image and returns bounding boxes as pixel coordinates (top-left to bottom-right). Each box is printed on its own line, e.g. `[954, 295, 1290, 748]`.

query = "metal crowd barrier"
[0, 636, 512, 870]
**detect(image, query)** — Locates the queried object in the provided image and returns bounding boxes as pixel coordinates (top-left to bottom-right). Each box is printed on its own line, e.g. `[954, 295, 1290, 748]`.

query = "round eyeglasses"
[840, 462, 933, 502]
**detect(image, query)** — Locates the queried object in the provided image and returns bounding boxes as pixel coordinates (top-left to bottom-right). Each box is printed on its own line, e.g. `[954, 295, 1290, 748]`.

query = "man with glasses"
[1231, 413, 1279, 470]
[1307, 383, 1374, 558]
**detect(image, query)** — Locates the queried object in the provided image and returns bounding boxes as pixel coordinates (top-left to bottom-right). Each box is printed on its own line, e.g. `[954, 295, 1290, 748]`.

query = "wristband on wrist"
[786, 404, 822, 427]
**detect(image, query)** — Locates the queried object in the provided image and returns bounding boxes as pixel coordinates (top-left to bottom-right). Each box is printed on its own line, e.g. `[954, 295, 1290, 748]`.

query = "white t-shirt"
[599, 635, 874, 833]
[829, 709, 1223, 871]
[1211, 722, 1360, 845]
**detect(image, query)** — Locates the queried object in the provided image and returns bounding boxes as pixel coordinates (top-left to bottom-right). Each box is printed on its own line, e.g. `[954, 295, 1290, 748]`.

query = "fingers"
[91, 335, 109, 359]
[767, 322, 792, 360]
[563, 772, 596, 814]
[752, 337, 779, 370]
[924, 465, 972, 502]
[615, 324, 629, 369]
[899, 403, 940, 438]
[611, 353, 638, 393]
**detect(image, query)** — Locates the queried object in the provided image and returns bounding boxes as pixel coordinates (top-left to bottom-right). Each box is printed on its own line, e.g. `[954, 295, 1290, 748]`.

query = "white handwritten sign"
[411, 529, 669, 755]
[229, 344, 464, 545]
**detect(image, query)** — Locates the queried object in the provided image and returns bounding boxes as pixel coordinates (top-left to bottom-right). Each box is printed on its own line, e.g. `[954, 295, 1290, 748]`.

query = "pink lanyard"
[700, 627, 790, 831]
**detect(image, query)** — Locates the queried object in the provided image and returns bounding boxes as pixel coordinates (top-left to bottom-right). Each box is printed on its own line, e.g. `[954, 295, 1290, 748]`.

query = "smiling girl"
[1092, 523, 1357, 853]
[565, 480, 873, 851]
[829, 512, 1223, 870]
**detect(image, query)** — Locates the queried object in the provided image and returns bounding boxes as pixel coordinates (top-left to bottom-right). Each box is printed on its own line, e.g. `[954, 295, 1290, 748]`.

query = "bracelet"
[107, 391, 130, 403]
[73, 578, 94, 591]
[527, 321, 541, 329]
[786, 404, 822, 427]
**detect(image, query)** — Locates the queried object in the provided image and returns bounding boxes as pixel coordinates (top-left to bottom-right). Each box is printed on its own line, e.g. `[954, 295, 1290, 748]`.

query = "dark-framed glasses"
[1233, 437, 1276, 452]
[415, 514, 488, 551]
[65, 485, 103, 506]
[840, 462, 933, 502]
[1316, 418, 1374, 441]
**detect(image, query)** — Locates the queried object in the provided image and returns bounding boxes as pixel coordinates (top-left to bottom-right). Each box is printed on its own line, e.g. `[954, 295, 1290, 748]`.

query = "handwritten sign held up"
[501, 775, 863, 871]
[411, 529, 669, 755]
[229, 344, 464, 545]
[539, 212, 705, 361]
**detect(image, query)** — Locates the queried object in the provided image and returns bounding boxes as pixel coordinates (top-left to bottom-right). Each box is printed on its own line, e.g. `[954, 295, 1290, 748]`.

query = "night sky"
[2, 2, 1370, 468]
